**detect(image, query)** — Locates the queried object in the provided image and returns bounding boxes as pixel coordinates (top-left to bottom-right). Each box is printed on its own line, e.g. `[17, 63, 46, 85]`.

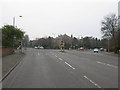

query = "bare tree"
[101, 14, 118, 52]
[101, 14, 118, 39]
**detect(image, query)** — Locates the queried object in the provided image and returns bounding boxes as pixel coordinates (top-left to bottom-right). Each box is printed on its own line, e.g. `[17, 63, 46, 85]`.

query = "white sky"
[0, 0, 119, 40]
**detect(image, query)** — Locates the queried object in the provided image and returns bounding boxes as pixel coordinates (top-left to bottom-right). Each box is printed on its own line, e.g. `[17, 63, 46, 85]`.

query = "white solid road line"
[83, 76, 101, 88]
[65, 62, 75, 70]
[96, 61, 118, 68]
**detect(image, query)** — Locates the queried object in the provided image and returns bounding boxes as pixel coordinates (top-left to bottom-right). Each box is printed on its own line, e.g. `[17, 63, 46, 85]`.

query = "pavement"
[2, 50, 25, 78]
[2, 48, 118, 88]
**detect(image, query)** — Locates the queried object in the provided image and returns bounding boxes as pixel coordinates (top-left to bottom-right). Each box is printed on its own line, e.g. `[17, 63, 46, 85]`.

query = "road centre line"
[55, 55, 58, 57]
[58, 58, 63, 61]
[96, 61, 118, 68]
[83, 76, 101, 88]
[65, 62, 75, 70]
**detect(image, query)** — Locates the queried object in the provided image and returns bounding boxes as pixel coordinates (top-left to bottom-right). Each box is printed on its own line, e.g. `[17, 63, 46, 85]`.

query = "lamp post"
[13, 17, 15, 27]
[12, 16, 22, 52]
[13, 16, 22, 27]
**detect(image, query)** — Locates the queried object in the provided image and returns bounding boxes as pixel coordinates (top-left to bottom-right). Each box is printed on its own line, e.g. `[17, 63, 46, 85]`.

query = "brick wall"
[0, 47, 14, 56]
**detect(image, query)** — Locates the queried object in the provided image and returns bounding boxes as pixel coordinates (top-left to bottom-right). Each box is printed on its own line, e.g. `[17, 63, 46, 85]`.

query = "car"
[37, 46, 40, 49]
[39, 46, 44, 49]
[34, 46, 38, 49]
[36, 46, 44, 49]
[94, 48, 99, 53]
[100, 48, 104, 51]
[79, 47, 84, 51]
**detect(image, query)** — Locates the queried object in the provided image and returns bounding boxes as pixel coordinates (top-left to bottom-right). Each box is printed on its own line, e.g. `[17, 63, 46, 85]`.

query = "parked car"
[34, 46, 38, 49]
[39, 46, 44, 49]
[34, 46, 44, 49]
[100, 48, 104, 51]
[94, 48, 99, 53]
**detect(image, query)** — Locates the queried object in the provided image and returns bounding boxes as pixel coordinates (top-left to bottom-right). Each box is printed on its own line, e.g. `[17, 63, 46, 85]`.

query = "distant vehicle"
[100, 48, 104, 51]
[39, 46, 44, 49]
[94, 48, 99, 53]
[79, 47, 84, 51]
[37, 46, 40, 49]
[34, 46, 38, 49]
[35, 46, 44, 49]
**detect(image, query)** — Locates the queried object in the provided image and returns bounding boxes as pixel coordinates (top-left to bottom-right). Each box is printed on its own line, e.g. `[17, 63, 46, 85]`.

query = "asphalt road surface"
[2, 48, 118, 88]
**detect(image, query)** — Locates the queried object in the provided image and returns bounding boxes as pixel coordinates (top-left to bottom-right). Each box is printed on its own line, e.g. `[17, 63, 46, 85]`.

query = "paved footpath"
[2, 50, 25, 77]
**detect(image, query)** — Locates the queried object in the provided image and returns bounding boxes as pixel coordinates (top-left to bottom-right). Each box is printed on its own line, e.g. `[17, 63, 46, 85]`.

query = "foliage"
[30, 34, 108, 50]
[1, 25, 24, 47]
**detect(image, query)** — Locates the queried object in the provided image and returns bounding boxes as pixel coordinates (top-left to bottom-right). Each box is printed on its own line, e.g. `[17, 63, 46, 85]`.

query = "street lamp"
[13, 16, 22, 27]
[12, 16, 22, 52]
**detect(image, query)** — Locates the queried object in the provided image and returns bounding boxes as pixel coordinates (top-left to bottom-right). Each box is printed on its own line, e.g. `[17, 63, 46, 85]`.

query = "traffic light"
[18, 41, 22, 49]
[61, 41, 64, 45]
[19, 41, 21, 45]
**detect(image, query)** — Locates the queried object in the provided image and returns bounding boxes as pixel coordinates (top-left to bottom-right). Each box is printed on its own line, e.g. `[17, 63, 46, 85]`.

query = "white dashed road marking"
[58, 58, 63, 61]
[96, 61, 118, 68]
[55, 55, 58, 57]
[83, 76, 101, 88]
[65, 62, 75, 70]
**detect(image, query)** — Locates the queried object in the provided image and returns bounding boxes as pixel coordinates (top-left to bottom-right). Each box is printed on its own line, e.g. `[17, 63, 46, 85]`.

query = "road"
[2, 48, 118, 88]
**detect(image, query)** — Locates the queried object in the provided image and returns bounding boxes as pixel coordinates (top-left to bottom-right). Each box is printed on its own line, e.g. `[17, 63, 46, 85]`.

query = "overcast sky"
[0, 0, 119, 40]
